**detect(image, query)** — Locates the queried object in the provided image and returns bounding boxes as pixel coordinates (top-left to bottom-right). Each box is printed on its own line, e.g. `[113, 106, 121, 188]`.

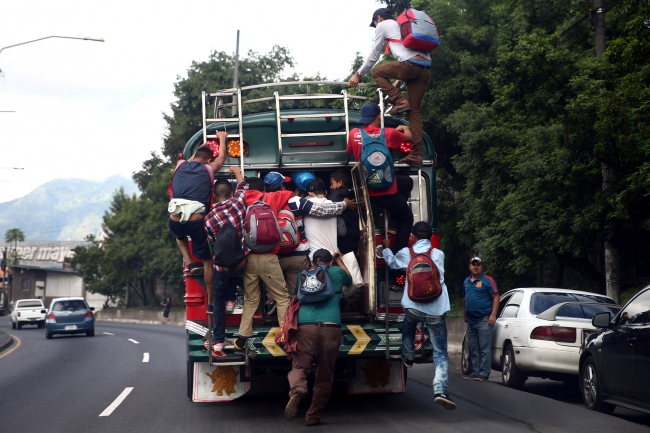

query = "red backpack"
[385, 8, 440, 54]
[406, 246, 442, 303]
[277, 209, 300, 253]
[244, 201, 281, 253]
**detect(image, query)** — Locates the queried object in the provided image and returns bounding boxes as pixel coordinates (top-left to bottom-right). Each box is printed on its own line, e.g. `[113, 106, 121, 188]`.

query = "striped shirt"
[204, 181, 248, 272]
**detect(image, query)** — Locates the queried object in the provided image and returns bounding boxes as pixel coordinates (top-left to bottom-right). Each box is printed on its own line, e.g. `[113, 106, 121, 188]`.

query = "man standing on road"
[381, 221, 456, 410]
[348, 7, 431, 167]
[463, 257, 499, 381]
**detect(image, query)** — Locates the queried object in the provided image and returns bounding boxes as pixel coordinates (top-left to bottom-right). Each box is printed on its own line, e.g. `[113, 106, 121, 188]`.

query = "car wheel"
[581, 357, 615, 414]
[11, 320, 16, 329]
[501, 344, 526, 389]
[37, 322, 43, 329]
[461, 335, 473, 376]
[16, 322, 22, 330]
[45, 330, 53, 339]
[86, 329, 95, 337]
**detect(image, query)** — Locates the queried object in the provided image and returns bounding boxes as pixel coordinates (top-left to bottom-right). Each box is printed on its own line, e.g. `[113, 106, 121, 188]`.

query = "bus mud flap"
[347, 359, 405, 395]
[191, 362, 251, 402]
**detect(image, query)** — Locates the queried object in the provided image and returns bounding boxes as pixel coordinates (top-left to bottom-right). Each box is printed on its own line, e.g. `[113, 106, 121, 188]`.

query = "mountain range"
[0, 176, 138, 241]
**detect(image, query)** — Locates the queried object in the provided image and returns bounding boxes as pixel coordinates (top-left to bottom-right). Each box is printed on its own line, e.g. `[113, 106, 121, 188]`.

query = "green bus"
[182, 81, 439, 402]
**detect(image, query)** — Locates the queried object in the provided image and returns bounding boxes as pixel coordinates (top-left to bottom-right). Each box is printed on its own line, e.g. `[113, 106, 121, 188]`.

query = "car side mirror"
[592, 312, 611, 328]
[41, 309, 46, 314]
[90, 307, 95, 311]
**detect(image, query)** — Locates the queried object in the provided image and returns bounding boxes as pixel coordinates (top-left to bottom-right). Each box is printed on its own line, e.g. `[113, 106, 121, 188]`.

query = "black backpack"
[212, 223, 245, 268]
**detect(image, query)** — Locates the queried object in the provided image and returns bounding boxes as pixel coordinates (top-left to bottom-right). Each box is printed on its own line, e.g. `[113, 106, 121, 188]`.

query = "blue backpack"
[297, 264, 334, 304]
[360, 128, 395, 190]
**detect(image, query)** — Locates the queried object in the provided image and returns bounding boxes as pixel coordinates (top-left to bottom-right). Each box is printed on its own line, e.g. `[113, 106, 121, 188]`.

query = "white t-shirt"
[304, 197, 338, 259]
[358, 19, 431, 77]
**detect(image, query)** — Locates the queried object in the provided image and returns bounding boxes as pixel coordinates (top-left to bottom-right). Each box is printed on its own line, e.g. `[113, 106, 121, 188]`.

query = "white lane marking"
[142, 352, 149, 362]
[103, 332, 114, 336]
[99, 387, 134, 417]
[128, 339, 139, 344]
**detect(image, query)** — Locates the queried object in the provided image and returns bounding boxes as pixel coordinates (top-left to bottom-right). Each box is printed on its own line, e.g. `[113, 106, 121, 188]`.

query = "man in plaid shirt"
[204, 165, 248, 352]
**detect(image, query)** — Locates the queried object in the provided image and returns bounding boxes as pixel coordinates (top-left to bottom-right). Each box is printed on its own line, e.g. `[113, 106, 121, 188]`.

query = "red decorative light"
[396, 274, 406, 286]
[400, 142, 412, 154]
[205, 140, 220, 158]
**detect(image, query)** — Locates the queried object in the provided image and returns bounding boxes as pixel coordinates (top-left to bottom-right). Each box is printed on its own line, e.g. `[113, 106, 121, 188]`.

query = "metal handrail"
[209, 80, 376, 96]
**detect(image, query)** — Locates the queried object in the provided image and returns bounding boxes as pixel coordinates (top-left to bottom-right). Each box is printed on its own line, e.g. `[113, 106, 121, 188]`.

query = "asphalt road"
[0, 316, 648, 432]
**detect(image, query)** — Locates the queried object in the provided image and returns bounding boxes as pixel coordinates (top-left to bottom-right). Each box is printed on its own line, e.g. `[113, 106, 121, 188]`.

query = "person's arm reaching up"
[208, 131, 228, 173]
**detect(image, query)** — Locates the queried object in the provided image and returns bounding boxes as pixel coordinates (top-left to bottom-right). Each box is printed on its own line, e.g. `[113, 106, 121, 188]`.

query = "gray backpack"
[244, 201, 281, 253]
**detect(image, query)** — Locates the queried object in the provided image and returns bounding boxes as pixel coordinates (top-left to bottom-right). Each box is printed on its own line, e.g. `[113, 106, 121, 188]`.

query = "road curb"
[94, 317, 185, 327]
[0, 331, 14, 353]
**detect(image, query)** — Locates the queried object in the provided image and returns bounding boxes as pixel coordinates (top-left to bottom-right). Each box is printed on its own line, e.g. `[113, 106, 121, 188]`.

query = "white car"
[11, 298, 46, 329]
[461, 288, 619, 389]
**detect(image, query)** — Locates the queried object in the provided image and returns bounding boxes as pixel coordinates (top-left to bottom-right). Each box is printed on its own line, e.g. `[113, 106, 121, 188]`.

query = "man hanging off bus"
[346, 103, 414, 255]
[348, 7, 432, 167]
[168, 131, 228, 289]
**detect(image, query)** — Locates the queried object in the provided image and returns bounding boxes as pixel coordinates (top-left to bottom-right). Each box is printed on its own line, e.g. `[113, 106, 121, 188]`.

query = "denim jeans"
[212, 267, 243, 343]
[402, 308, 449, 395]
[466, 316, 493, 378]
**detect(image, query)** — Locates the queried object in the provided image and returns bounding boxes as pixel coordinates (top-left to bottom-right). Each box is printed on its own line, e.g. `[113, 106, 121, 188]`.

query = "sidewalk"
[94, 309, 185, 327]
[0, 330, 14, 353]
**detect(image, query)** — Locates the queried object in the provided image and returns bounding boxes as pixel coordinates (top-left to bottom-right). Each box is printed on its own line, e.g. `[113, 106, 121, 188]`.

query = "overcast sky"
[0, 0, 380, 203]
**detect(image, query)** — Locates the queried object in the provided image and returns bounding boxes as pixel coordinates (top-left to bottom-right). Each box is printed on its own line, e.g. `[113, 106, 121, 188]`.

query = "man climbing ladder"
[348, 7, 434, 167]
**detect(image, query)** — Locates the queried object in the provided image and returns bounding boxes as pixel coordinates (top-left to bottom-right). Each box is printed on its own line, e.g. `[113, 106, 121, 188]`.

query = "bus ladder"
[272, 89, 351, 167]
[378, 88, 426, 362]
[202, 90, 246, 174]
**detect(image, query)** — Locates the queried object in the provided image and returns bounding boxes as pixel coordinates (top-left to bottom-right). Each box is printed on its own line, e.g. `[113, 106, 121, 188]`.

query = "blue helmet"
[291, 171, 316, 191]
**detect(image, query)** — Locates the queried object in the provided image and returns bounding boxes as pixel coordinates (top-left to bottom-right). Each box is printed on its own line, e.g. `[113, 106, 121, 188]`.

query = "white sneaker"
[212, 342, 224, 352]
[375, 245, 384, 259]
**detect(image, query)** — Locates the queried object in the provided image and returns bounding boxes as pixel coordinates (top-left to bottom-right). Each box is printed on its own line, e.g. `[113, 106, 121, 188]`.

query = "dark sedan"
[579, 286, 650, 415]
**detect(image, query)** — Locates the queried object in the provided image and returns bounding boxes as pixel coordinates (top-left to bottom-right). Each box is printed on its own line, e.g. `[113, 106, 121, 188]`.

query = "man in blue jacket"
[463, 257, 499, 381]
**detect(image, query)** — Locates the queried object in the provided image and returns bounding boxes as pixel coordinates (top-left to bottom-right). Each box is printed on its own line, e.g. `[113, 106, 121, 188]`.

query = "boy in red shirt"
[346, 103, 414, 254]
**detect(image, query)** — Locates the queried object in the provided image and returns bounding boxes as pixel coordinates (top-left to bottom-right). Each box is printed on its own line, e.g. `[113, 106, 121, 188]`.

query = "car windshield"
[531, 292, 616, 318]
[17, 301, 43, 308]
[52, 300, 88, 311]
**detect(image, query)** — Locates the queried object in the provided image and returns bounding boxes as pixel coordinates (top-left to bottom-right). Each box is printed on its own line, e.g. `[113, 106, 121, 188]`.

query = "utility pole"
[594, 0, 620, 303]
[232, 30, 240, 118]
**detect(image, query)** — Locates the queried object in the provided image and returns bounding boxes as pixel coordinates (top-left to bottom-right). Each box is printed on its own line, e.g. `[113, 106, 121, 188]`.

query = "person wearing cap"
[284, 249, 352, 426]
[348, 7, 431, 167]
[204, 165, 248, 352]
[463, 257, 499, 381]
[347, 103, 414, 255]
[266, 171, 353, 297]
[380, 221, 457, 410]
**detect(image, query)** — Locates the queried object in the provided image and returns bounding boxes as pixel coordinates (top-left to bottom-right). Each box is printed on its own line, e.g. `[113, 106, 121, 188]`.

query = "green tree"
[4, 228, 25, 265]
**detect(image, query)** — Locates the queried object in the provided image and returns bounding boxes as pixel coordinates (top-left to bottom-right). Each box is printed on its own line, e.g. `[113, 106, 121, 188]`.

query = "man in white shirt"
[380, 221, 456, 411]
[303, 179, 338, 260]
[348, 7, 431, 167]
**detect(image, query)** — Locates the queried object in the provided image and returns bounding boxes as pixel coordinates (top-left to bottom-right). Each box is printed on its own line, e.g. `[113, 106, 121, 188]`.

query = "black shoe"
[475, 375, 489, 382]
[304, 417, 322, 426]
[434, 393, 457, 410]
[188, 262, 203, 275]
[462, 374, 478, 380]
[265, 301, 277, 316]
[284, 391, 305, 421]
[233, 337, 247, 351]
[401, 354, 413, 368]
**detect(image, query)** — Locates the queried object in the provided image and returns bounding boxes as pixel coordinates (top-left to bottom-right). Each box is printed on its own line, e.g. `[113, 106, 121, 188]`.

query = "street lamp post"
[0, 36, 104, 58]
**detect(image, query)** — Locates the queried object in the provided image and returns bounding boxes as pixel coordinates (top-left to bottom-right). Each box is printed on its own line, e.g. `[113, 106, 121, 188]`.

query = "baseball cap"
[307, 179, 327, 193]
[264, 171, 291, 190]
[313, 248, 333, 263]
[370, 8, 391, 27]
[411, 221, 433, 240]
[469, 257, 482, 264]
[291, 171, 316, 191]
[359, 103, 381, 125]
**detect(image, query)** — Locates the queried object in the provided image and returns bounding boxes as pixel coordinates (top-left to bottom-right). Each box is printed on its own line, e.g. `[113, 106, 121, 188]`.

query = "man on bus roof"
[348, 7, 431, 167]
[347, 103, 414, 255]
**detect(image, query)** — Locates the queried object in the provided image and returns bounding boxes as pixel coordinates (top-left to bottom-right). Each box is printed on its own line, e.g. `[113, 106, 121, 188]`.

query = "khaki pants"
[279, 254, 310, 297]
[371, 61, 431, 156]
[288, 325, 342, 422]
[238, 253, 290, 337]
